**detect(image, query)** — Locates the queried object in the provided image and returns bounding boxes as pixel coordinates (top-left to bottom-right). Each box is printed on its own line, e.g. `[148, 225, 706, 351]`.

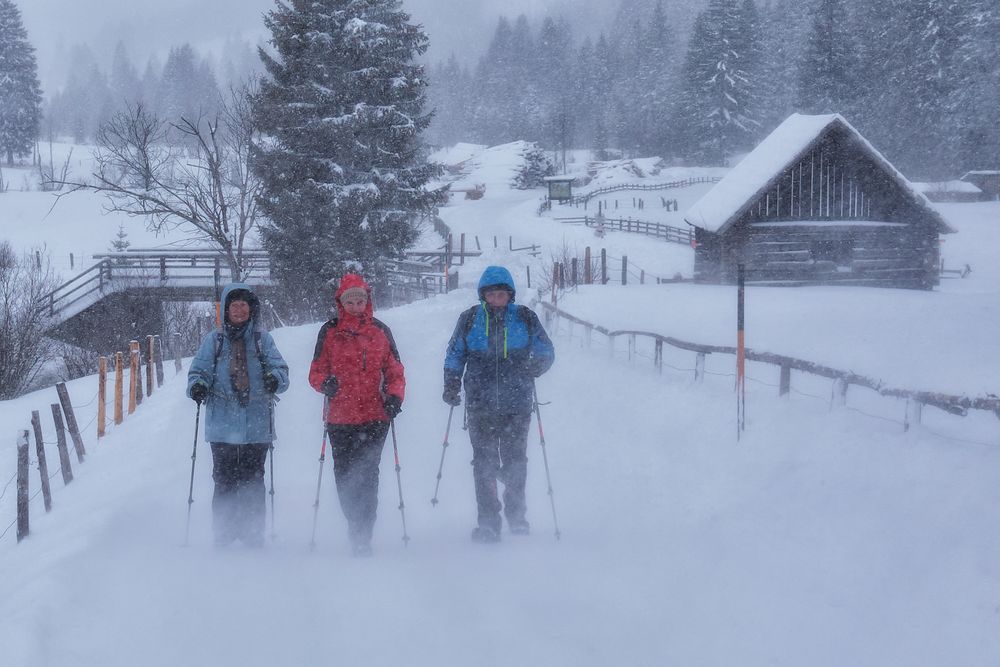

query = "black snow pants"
[467, 411, 531, 532]
[210, 442, 270, 546]
[327, 421, 390, 547]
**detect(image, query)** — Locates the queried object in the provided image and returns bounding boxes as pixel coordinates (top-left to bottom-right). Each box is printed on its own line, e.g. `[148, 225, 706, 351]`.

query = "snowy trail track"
[3, 289, 1000, 666]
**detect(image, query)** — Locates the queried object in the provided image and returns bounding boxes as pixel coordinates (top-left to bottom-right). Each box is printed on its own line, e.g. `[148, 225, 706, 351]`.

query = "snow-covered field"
[2, 142, 1000, 666]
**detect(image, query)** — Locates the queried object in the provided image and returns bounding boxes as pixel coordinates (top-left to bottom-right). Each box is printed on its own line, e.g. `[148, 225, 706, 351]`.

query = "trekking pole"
[431, 406, 455, 506]
[268, 397, 277, 542]
[532, 385, 561, 540]
[183, 402, 201, 547]
[389, 420, 411, 546]
[309, 398, 330, 550]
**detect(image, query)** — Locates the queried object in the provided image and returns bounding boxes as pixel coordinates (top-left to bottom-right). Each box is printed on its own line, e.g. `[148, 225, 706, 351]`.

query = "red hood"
[335, 273, 374, 322]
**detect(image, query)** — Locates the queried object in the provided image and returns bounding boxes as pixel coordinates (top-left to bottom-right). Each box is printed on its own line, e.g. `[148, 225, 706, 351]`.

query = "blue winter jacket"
[444, 266, 554, 415]
[187, 283, 290, 444]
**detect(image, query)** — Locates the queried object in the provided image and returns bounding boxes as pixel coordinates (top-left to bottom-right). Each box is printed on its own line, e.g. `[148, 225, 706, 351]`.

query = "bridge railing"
[41, 250, 273, 321]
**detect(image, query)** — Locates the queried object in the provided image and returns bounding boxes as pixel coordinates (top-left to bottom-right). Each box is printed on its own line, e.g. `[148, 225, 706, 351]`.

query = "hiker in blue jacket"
[443, 266, 555, 543]
[187, 282, 289, 546]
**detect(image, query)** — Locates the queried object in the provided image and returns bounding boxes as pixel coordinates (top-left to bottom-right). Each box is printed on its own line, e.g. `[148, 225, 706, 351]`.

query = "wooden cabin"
[684, 114, 955, 290]
[959, 171, 1000, 200]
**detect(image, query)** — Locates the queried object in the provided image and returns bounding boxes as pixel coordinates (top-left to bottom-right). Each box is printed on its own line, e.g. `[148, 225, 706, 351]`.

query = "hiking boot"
[471, 525, 501, 543]
[352, 542, 373, 558]
[243, 533, 265, 549]
[508, 518, 530, 536]
[213, 533, 236, 548]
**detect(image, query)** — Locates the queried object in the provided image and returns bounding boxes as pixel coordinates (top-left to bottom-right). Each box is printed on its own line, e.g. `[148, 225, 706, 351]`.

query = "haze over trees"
[426, 0, 1000, 178]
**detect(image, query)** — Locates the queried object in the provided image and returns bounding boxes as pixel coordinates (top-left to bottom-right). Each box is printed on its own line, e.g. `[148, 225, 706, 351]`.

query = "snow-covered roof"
[685, 113, 955, 234]
[912, 180, 982, 194]
[962, 170, 1000, 177]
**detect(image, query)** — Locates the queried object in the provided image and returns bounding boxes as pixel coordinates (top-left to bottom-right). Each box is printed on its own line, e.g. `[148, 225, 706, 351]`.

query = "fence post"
[695, 352, 706, 383]
[114, 351, 124, 425]
[831, 377, 848, 408]
[56, 382, 86, 462]
[17, 430, 29, 542]
[622, 255, 628, 285]
[97, 356, 107, 438]
[460, 233, 466, 266]
[601, 249, 607, 284]
[50, 404, 73, 485]
[145, 335, 155, 397]
[154, 335, 165, 387]
[640, 270, 645, 285]
[571, 258, 578, 286]
[585, 247, 592, 284]
[585, 324, 593, 348]
[30, 411, 52, 512]
[129, 341, 140, 413]
[779, 365, 791, 397]
[904, 399, 923, 432]
[526, 265, 531, 289]
[173, 333, 183, 374]
[654, 339, 663, 373]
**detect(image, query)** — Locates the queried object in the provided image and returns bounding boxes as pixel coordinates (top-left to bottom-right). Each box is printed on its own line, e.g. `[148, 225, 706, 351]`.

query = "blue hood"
[477, 266, 516, 302]
[221, 282, 260, 326]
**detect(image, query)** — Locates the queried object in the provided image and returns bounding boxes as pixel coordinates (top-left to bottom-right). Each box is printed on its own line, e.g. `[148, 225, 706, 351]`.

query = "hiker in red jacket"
[309, 273, 405, 557]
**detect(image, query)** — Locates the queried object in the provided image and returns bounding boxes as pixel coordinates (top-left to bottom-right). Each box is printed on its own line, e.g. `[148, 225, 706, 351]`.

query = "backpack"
[463, 304, 537, 340]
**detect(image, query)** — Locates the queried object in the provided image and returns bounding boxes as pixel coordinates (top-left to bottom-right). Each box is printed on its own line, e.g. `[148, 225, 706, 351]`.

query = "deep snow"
[2, 142, 1000, 666]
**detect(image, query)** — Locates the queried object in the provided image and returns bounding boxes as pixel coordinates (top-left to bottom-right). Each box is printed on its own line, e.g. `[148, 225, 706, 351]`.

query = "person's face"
[483, 287, 511, 309]
[228, 299, 250, 324]
[343, 294, 368, 317]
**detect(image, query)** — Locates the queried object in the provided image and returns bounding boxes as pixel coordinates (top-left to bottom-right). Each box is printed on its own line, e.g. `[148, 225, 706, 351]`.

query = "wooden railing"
[560, 176, 722, 207]
[40, 250, 272, 321]
[539, 301, 1000, 421]
[554, 215, 693, 246]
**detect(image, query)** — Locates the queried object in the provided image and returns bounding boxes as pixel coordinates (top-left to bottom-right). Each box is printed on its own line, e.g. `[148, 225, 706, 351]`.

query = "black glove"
[190, 381, 209, 404]
[383, 395, 402, 419]
[263, 372, 279, 394]
[320, 375, 339, 397]
[442, 388, 461, 407]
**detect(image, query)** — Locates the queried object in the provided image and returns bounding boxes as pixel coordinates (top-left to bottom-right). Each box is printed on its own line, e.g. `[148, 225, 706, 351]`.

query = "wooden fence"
[6, 334, 172, 543]
[554, 215, 693, 246]
[539, 301, 1000, 427]
[559, 176, 722, 207]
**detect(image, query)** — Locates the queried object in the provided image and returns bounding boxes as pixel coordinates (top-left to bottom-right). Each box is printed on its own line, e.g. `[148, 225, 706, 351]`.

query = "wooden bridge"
[39, 250, 276, 353]
[39, 248, 465, 351]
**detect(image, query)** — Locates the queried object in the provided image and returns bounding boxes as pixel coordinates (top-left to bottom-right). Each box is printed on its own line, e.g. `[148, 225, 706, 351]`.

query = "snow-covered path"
[3, 287, 1000, 666]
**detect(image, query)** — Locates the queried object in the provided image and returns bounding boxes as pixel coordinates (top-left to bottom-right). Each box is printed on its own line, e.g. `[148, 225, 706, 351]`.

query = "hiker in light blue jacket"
[187, 282, 289, 546]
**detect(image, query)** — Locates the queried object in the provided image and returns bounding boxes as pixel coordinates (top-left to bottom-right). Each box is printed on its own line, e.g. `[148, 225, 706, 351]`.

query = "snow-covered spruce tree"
[674, 0, 759, 164]
[945, 0, 998, 172]
[513, 143, 554, 189]
[253, 0, 438, 320]
[0, 0, 42, 166]
[796, 0, 859, 116]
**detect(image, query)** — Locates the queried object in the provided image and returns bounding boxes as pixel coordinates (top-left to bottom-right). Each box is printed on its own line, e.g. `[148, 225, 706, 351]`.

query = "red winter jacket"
[309, 274, 405, 425]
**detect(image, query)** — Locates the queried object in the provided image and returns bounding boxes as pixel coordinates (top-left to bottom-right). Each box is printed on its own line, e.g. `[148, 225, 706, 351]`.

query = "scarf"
[228, 329, 251, 406]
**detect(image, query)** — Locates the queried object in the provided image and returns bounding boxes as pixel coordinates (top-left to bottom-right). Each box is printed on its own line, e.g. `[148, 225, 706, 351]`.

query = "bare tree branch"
[50, 83, 265, 281]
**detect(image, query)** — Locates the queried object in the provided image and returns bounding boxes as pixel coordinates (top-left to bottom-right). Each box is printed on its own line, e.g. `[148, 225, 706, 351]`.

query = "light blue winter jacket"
[186, 283, 289, 444]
